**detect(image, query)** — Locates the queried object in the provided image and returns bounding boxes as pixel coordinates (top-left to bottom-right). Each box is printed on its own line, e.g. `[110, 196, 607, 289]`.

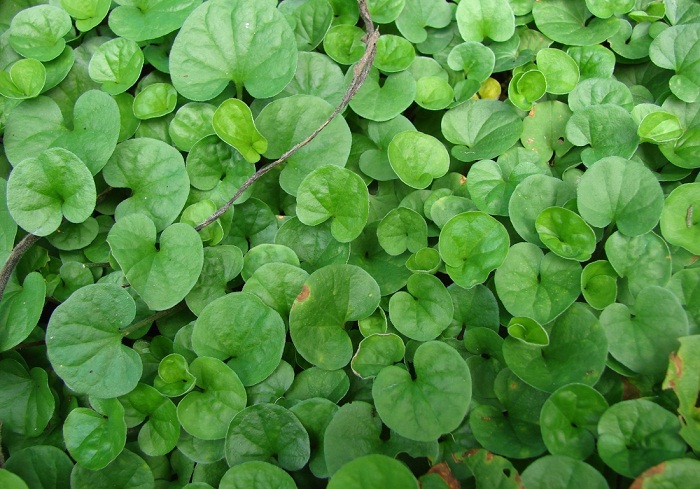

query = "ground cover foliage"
[0, 0, 699, 487]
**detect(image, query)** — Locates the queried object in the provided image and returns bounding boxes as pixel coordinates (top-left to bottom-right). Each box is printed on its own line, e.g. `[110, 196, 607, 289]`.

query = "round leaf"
[347, 68, 417, 122]
[290, 264, 380, 370]
[455, 0, 515, 43]
[494, 242, 582, 325]
[387, 131, 449, 189]
[70, 449, 153, 489]
[108, 0, 202, 42]
[532, 0, 621, 46]
[4, 446, 73, 489]
[103, 137, 190, 231]
[521, 455, 608, 489]
[388, 273, 453, 341]
[439, 211, 510, 288]
[377, 207, 427, 256]
[0, 360, 54, 436]
[133, 83, 178, 120]
[373, 341, 472, 442]
[192, 292, 285, 386]
[225, 403, 310, 471]
[351, 333, 405, 379]
[9, 5, 71, 62]
[441, 99, 523, 162]
[118, 383, 179, 456]
[577, 156, 664, 236]
[7, 148, 95, 236]
[660, 182, 700, 254]
[327, 454, 418, 489]
[177, 356, 247, 440]
[565, 106, 640, 165]
[535, 206, 596, 262]
[536, 48, 579, 95]
[220, 461, 297, 489]
[88, 37, 144, 95]
[46, 284, 142, 398]
[170, 0, 297, 100]
[296, 165, 369, 243]
[0, 58, 46, 99]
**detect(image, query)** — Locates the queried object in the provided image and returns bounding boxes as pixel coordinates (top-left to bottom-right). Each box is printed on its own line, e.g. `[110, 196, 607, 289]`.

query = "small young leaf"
[213, 98, 267, 163]
[660, 182, 700, 254]
[88, 37, 144, 95]
[387, 131, 449, 189]
[9, 5, 71, 62]
[388, 273, 453, 341]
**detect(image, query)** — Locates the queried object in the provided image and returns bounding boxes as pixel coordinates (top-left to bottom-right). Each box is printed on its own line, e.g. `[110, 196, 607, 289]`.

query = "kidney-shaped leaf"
[220, 461, 297, 489]
[0, 272, 46, 352]
[442, 99, 523, 162]
[495, 243, 582, 325]
[103, 137, 190, 231]
[566, 105, 639, 165]
[327, 454, 418, 489]
[46, 284, 142, 398]
[577, 156, 664, 237]
[455, 0, 515, 43]
[7, 148, 95, 236]
[109, 0, 202, 42]
[0, 359, 54, 437]
[108, 213, 204, 311]
[536, 206, 596, 262]
[389, 273, 453, 341]
[192, 292, 285, 386]
[118, 383, 179, 456]
[290, 264, 380, 370]
[521, 455, 609, 489]
[170, 0, 297, 100]
[9, 5, 72, 62]
[225, 403, 310, 470]
[388, 131, 449, 189]
[503, 303, 608, 392]
[213, 98, 267, 163]
[177, 356, 247, 440]
[600, 286, 688, 377]
[296, 165, 369, 243]
[373, 341, 472, 442]
[660, 182, 700, 254]
[4, 90, 120, 175]
[649, 24, 700, 103]
[439, 211, 510, 288]
[63, 397, 126, 470]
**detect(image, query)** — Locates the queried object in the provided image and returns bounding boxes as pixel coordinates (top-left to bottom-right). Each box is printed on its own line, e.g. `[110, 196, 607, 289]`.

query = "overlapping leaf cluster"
[1, 0, 700, 487]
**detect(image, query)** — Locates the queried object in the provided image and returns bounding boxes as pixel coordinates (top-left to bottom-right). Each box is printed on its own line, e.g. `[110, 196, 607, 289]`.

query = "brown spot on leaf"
[460, 174, 467, 185]
[426, 462, 460, 489]
[528, 107, 536, 117]
[622, 377, 641, 400]
[630, 462, 667, 489]
[296, 285, 310, 302]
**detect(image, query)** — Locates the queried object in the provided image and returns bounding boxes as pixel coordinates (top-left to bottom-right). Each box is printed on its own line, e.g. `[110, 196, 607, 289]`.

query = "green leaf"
[455, 0, 515, 42]
[0, 272, 46, 351]
[585, 0, 634, 18]
[359, 115, 415, 181]
[133, 83, 178, 120]
[521, 455, 609, 489]
[119, 383, 179, 456]
[660, 182, 700, 254]
[605, 231, 671, 300]
[576, 156, 664, 236]
[186, 245, 243, 315]
[509, 69, 547, 111]
[388, 273, 453, 341]
[108, 214, 204, 311]
[177, 356, 247, 440]
[566, 105, 640, 165]
[503, 303, 608, 392]
[395, 0, 452, 44]
[4, 445, 73, 489]
[0, 359, 54, 436]
[441, 99, 523, 162]
[246, 360, 295, 406]
[460, 449, 522, 489]
[9, 5, 71, 62]
[284, 367, 349, 406]
[170, 0, 297, 100]
[280, 0, 333, 52]
[638, 110, 684, 144]
[63, 397, 126, 470]
[536, 48, 579, 95]
[70, 449, 154, 489]
[220, 461, 298, 489]
[667, 269, 700, 335]
[374, 35, 415, 73]
[46, 284, 142, 398]
[495, 242, 582, 324]
[347, 68, 417, 122]
[439, 211, 510, 288]
[108, 0, 202, 42]
[632, 459, 700, 488]
[373, 341, 471, 442]
[276, 218, 350, 272]
[351, 333, 405, 379]
[225, 403, 310, 471]
[243, 263, 308, 322]
[387, 131, 449, 189]
[567, 45, 616, 80]
[0, 470, 29, 489]
[568, 78, 634, 113]
[377, 207, 427, 256]
[448, 42, 496, 83]
[192, 292, 285, 386]
[663, 335, 700, 451]
[532, 0, 620, 46]
[0, 58, 45, 99]
[367, 0, 406, 24]
[540, 384, 609, 460]
[506, 316, 549, 347]
[649, 24, 700, 103]
[103, 137, 190, 231]
[256, 94, 352, 196]
[213, 98, 267, 163]
[289, 398, 338, 478]
[154, 353, 196, 398]
[581, 260, 618, 310]
[296, 165, 369, 243]
[323, 25, 366, 65]
[535, 206, 596, 261]
[169, 102, 216, 152]
[290, 264, 380, 370]
[327, 454, 418, 489]
[597, 399, 687, 478]
[469, 368, 548, 458]
[4, 90, 120, 175]
[7, 148, 95, 236]
[600, 286, 688, 377]
[509, 174, 576, 247]
[61, 0, 110, 32]
[88, 37, 144, 95]
[276, 51, 346, 106]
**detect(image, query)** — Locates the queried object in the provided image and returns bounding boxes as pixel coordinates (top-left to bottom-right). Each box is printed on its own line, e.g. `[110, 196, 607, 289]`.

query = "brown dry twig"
[195, 0, 379, 231]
